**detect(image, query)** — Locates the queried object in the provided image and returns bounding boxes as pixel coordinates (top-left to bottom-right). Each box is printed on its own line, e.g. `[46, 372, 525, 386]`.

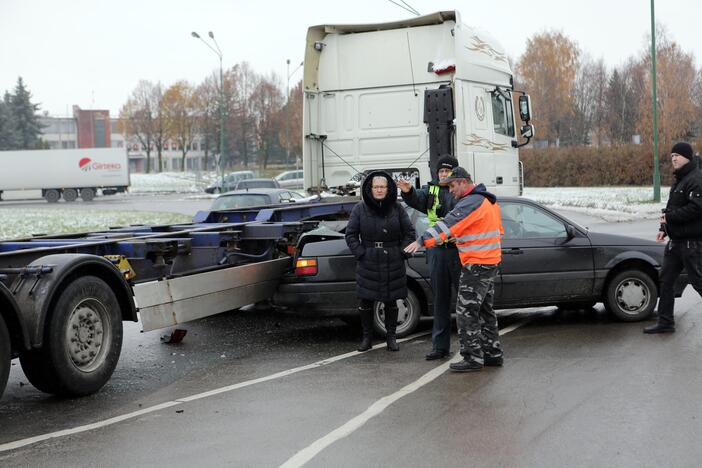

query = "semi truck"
[0, 148, 130, 202]
[302, 10, 534, 195]
[0, 199, 358, 399]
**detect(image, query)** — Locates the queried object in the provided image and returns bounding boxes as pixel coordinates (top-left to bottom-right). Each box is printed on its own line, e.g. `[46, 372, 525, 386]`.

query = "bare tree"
[250, 73, 284, 168]
[120, 80, 158, 173]
[163, 80, 198, 171]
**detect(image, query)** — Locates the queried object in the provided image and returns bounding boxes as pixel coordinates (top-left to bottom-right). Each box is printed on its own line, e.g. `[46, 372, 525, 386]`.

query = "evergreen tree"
[9, 77, 43, 149]
[0, 92, 20, 150]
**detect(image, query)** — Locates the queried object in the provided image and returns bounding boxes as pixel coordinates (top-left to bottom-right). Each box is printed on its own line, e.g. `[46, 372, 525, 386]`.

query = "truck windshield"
[491, 91, 515, 137]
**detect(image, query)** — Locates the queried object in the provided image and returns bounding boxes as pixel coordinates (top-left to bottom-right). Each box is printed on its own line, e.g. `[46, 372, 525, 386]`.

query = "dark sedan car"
[273, 197, 687, 337]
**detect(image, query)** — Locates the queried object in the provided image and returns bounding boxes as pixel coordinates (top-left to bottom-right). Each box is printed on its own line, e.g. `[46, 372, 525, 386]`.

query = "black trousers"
[657, 240, 702, 325]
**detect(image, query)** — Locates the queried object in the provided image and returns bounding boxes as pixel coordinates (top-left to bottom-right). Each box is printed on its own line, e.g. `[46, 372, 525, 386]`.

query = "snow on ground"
[0, 209, 191, 241]
[129, 171, 217, 194]
[523, 186, 669, 222]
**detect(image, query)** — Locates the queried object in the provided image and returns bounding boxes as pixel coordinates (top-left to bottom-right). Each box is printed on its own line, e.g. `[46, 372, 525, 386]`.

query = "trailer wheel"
[44, 189, 60, 203]
[80, 188, 95, 202]
[0, 314, 10, 398]
[19, 276, 123, 397]
[63, 188, 78, 202]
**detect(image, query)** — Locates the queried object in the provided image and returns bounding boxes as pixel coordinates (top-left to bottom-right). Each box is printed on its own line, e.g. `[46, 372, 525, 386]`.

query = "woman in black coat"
[345, 171, 416, 352]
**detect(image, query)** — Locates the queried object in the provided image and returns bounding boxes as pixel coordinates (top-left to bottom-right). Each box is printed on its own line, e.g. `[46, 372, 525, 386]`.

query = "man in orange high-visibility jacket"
[404, 167, 504, 372]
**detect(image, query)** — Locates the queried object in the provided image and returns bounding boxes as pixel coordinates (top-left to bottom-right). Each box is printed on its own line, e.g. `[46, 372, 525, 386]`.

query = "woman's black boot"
[358, 307, 373, 352]
[385, 304, 399, 352]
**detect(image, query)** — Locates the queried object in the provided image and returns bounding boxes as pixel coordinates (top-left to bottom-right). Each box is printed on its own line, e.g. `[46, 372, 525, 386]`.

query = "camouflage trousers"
[455, 263, 502, 364]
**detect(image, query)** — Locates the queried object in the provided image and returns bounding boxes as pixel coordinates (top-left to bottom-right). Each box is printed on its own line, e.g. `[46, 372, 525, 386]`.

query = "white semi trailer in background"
[0, 148, 130, 202]
[302, 10, 534, 195]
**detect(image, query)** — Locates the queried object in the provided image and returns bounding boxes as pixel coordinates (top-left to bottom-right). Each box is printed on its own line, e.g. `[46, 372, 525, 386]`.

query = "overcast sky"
[1, 0, 699, 117]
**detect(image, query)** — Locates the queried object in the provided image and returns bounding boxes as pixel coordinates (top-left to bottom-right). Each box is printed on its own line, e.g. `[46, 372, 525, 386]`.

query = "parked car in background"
[231, 178, 280, 191]
[275, 170, 304, 189]
[273, 197, 688, 337]
[210, 188, 306, 210]
[205, 170, 255, 193]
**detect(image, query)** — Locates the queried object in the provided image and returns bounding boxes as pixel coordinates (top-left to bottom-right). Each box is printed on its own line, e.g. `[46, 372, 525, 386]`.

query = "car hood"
[586, 231, 659, 247]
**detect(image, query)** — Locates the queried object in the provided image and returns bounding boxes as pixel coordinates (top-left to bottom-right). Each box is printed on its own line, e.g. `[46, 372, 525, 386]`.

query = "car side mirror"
[565, 224, 576, 240]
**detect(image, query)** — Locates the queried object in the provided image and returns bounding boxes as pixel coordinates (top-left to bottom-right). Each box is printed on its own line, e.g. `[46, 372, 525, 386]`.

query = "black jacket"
[345, 171, 416, 301]
[400, 180, 457, 219]
[663, 161, 702, 240]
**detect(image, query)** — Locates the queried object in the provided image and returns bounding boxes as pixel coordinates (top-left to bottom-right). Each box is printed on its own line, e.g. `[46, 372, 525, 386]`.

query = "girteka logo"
[78, 157, 122, 172]
[79, 158, 92, 171]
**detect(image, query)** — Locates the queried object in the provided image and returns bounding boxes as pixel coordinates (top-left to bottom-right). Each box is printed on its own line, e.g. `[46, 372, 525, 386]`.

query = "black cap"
[671, 142, 694, 160]
[438, 166, 471, 186]
[436, 155, 458, 171]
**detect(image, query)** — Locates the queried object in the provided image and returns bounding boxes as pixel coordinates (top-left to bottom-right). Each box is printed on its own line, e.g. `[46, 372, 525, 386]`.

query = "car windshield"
[211, 194, 270, 210]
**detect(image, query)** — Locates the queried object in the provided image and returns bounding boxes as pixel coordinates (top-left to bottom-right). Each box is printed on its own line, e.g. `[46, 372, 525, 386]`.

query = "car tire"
[0, 314, 10, 398]
[372, 288, 422, 338]
[604, 269, 657, 322]
[19, 276, 123, 397]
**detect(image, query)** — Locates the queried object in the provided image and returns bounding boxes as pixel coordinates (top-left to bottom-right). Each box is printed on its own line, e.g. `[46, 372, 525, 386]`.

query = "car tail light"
[295, 258, 317, 276]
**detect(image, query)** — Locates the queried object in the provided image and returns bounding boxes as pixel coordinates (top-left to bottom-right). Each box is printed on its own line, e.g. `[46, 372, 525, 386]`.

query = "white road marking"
[279, 318, 532, 468]
[0, 330, 431, 453]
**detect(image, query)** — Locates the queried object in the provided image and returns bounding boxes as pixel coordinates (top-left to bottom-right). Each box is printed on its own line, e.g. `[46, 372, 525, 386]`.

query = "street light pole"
[192, 31, 225, 188]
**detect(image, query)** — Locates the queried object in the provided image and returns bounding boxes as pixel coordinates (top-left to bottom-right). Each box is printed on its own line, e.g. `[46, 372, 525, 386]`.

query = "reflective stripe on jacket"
[419, 185, 503, 265]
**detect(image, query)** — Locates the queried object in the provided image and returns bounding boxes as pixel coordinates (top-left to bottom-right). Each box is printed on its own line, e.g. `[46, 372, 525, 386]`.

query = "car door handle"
[502, 248, 523, 255]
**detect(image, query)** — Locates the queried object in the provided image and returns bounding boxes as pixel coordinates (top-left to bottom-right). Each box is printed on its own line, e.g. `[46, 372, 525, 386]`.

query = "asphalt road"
[1, 193, 697, 467]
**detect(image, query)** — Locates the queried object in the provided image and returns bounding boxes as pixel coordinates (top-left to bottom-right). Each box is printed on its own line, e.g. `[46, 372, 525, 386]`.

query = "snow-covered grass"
[0, 208, 191, 241]
[129, 172, 217, 193]
[523, 186, 669, 222]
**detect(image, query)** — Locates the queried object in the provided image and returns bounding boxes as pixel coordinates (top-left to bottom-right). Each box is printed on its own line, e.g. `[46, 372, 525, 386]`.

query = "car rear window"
[211, 194, 270, 210]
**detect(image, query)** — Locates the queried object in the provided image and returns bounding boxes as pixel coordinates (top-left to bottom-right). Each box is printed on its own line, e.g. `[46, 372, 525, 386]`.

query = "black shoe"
[643, 323, 675, 334]
[449, 359, 482, 373]
[484, 355, 504, 367]
[425, 349, 450, 361]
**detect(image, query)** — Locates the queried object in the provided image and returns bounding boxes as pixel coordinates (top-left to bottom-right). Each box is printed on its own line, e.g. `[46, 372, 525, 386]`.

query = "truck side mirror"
[520, 124, 534, 139]
[519, 95, 532, 122]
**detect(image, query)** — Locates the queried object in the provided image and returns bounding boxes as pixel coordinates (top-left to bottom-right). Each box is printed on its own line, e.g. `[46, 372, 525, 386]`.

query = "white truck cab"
[302, 10, 533, 195]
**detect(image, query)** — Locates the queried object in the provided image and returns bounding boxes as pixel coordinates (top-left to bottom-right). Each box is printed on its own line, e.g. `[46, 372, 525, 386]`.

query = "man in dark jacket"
[645, 142, 702, 334]
[345, 171, 416, 351]
[397, 155, 461, 360]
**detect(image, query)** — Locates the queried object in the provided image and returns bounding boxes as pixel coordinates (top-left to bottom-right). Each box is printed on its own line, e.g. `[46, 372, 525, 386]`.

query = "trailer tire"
[0, 314, 10, 398]
[20, 276, 123, 397]
[80, 188, 95, 202]
[63, 188, 78, 202]
[44, 189, 60, 203]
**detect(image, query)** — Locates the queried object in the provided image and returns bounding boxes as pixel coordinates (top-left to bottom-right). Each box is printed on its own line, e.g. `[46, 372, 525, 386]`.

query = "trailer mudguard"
[11, 254, 137, 349]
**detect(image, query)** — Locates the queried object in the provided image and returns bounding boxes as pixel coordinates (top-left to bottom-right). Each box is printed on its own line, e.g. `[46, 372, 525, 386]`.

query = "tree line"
[119, 63, 302, 173]
[516, 25, 701, 150]
[0, 77, 45, 151]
